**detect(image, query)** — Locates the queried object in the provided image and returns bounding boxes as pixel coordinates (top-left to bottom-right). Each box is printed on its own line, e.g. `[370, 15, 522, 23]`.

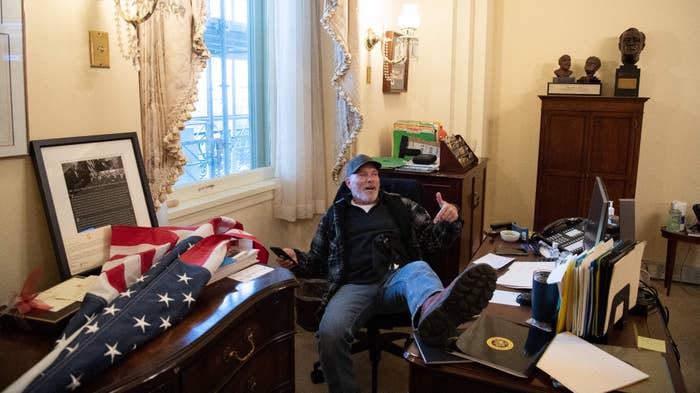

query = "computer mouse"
[516, 292, 532, 306]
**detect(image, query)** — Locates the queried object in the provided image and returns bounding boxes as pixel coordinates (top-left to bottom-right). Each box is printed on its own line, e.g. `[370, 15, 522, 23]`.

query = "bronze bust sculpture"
[619, 27, 645, 65]
[554, 54, 573, 78]
[577, 56, 601, 84]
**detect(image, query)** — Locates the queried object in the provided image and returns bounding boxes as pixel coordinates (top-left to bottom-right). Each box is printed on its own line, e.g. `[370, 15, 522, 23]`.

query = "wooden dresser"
[0, 267, 297, 393]
[380, 160, 487, 285]
[534, 96, 648, 231]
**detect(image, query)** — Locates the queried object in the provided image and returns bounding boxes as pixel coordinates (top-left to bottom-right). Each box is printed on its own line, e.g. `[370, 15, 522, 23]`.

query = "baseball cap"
[345, 154, 382, 178]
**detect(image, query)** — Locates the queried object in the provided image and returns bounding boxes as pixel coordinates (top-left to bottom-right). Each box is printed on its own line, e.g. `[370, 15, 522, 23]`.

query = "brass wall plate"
[89, 31, 110, 68]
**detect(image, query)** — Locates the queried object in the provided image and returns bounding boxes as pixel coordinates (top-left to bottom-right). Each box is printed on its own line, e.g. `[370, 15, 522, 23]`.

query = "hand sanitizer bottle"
[608, 201, 616, 225]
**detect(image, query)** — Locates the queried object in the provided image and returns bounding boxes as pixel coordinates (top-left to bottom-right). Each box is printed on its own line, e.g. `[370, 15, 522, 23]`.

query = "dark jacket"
[291, 190, 461, 315]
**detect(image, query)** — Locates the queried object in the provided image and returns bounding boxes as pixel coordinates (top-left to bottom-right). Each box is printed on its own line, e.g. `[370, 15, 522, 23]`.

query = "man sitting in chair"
[276, 154, 496, 393]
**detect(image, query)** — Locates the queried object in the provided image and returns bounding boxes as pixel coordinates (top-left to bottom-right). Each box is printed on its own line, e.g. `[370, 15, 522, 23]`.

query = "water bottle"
[550, 242, 561, 260]
[667, 204, 681, 232]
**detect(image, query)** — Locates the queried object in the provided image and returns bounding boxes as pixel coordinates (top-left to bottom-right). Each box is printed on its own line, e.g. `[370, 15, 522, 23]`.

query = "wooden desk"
[660, 226, 700, 295]
[404, 238, 687, 393]
[0, 267, 297, 393]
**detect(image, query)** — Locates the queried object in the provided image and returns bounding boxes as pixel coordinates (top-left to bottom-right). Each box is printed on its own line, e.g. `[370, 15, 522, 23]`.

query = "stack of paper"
[398, 162, 439, 173]
[496, 261, 555, 289]
[36, 275, 98, 312]
[207, 249, 260, 285]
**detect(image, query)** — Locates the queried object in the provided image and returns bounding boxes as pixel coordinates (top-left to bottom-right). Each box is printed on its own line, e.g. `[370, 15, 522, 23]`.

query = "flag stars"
[103, 304, 121, 316]
[55, 334, 69, 347]
[119, 288, 136, 298]
[177, 273, 193, 285]
[104, 342, 122, 363]
[84, 322, 100, 334]
[136, 274, 149, 283]
[182, 292, 195, 307]
[65, 343, 79, 355]
[66, 373, 83, 391]
[159, 316, 172, 330]
[83, 313, 96, 323]
[133, 315, 151, 333]
[157, 292, 174, 307]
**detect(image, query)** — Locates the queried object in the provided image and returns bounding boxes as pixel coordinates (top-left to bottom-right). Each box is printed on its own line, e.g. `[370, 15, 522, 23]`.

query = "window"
[176, 0, 269, 188]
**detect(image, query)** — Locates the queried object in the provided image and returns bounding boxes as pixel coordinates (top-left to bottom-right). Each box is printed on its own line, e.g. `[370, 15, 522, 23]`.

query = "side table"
[660, 226, 700, 295]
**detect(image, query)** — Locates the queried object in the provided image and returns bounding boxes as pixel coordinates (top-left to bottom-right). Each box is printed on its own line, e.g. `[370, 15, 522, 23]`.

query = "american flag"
[6, 217, 266, 392]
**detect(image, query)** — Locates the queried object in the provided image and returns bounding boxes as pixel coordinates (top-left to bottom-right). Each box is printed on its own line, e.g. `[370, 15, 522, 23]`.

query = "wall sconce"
[365, 3, 420, 90]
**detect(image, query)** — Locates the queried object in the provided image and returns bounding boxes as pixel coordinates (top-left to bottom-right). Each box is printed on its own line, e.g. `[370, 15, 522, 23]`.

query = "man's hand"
[432, 192, 459, 223]
[276, 247, 298, 269]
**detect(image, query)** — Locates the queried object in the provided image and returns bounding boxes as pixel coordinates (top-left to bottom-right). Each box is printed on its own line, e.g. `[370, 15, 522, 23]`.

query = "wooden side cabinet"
[534, 96, 648, 231]
[380, 160, 487, 285]
[0, 268, 298, 393]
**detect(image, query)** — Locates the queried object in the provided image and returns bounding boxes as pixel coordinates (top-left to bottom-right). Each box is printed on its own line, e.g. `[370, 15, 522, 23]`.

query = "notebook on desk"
[453, 314, 553, 378]
[412, 331, 471, 365]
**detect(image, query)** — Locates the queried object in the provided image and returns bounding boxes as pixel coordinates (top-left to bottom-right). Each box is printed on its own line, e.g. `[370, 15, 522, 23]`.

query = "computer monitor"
[583, 176, 610, 250]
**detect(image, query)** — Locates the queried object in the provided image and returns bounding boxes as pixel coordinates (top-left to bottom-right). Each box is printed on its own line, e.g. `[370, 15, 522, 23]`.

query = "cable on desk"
[637, 280, 680, 363]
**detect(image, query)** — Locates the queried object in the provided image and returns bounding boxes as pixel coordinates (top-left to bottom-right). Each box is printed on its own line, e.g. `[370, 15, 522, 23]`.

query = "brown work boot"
[417, 263, 497, 347]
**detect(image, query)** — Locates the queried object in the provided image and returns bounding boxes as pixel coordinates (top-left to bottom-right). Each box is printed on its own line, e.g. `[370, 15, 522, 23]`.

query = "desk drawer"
[182, 290, 294, 392]
[220, 337, 294, 392]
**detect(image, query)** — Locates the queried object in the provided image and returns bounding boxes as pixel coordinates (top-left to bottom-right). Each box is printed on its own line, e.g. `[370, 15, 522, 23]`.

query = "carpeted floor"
[293, 279, 699, 393]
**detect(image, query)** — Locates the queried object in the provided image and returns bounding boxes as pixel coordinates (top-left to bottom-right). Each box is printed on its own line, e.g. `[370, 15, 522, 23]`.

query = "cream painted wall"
[0, 0, 140, 300]
[338, 0, 699, 276]
[487, 0, 700, 274]
[355, 0, 459, 156]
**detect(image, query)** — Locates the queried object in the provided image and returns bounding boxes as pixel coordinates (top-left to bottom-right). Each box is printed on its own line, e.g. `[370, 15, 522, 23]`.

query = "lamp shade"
[398, 4, 420, 29]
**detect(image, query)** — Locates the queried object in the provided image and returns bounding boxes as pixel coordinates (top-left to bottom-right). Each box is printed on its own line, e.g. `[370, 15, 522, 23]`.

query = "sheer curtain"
[131, 1, 210, 210]
[271, 0, 327, 222]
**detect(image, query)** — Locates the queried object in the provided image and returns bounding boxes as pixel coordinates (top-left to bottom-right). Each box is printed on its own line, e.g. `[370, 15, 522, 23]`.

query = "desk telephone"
[534, 217, 585, 254]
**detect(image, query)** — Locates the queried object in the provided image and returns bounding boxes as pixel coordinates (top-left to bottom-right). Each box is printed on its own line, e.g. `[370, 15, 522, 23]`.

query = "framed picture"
[0, 0, 28, 157]
[30, 133, 158, 280]
[382, 30, 409, 93]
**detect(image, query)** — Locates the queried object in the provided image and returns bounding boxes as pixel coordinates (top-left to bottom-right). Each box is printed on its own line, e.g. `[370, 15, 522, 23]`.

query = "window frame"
[170, 0, 273, 212]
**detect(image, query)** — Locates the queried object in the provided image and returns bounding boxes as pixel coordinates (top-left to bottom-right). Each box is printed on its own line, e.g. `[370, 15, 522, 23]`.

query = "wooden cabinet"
[534, 96, 648, 231]
[380, 160, 487, 285]
[0, 268, 297, 393]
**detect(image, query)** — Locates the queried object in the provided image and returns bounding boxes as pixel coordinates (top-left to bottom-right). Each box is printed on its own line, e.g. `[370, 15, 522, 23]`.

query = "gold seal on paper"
[486, 336, 514, 351]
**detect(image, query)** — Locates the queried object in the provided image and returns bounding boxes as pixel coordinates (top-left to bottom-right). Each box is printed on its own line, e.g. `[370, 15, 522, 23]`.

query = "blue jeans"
[317, 261, 443, 393]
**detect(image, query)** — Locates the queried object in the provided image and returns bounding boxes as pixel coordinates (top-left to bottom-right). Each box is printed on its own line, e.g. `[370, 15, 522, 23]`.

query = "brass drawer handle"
[224, 328, 255, 363]
[247, 376, 257, 392]
[472, 192, 481, 209]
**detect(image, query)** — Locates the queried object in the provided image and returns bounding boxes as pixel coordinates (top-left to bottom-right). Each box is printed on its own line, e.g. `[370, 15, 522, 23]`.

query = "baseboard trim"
[644, 259, 700, 285]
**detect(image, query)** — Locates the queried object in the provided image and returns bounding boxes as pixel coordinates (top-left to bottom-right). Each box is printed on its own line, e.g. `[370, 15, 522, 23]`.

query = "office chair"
[295, 177, 423, 393]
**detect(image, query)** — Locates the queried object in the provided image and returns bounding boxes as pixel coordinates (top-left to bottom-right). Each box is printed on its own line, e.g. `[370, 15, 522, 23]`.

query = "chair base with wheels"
[295, 280, 412, 393]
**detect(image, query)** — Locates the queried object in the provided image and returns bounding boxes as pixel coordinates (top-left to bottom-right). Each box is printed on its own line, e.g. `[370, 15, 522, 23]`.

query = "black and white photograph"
[61, 156, 137, 232]
[30, 133, 157, 279]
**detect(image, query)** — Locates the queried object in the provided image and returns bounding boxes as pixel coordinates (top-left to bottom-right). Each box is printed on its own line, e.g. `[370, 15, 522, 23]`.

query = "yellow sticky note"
[637, 336, 666, 353]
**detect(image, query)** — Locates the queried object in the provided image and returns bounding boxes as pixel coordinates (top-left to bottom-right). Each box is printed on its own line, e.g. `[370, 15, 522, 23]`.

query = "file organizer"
[556, 240, 646, 338]
[600, 241, 646, 336]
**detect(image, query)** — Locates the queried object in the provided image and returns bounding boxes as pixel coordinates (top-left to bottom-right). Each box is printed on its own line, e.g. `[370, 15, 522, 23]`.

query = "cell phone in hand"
[270, 246, 295, 262]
